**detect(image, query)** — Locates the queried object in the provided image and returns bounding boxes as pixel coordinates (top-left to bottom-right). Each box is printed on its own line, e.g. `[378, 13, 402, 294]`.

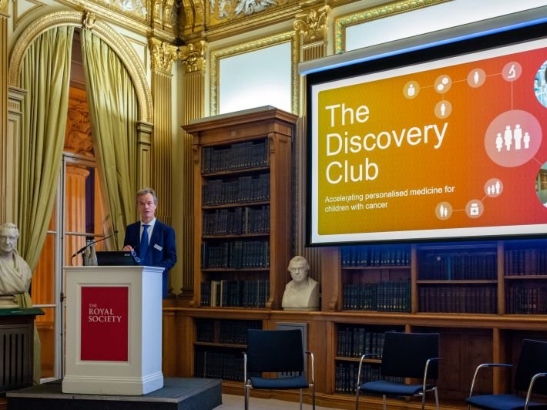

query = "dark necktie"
[139, 224, 149, 261]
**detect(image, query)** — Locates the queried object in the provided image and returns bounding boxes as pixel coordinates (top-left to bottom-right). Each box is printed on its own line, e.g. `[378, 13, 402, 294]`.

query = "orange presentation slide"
[310, 38, 547, 244]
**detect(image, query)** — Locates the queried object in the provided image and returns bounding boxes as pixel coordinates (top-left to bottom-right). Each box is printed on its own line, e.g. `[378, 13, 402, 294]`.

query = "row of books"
[200, 280, 270, 307]
[337, 327, 392, 358]
[202, 174, 270, 206]
[194, 349, 243, 381]
[505, 248, 547, 275]
[195, 319, 262, 344]
[341, 246, 410, 267]
[342, 281, 411, 312]
[505, 286, 547, 314]
[417, 252, 497, 280]
[418, 285, 497, 313]
[201, 240, 270, 269]
[201, 139, 269, 174]
[203, 205, 270, 235]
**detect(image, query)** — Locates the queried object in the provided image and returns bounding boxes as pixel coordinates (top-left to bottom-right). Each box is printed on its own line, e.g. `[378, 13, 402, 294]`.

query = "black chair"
[243, 329, 315, 410]
[466, 339, 547, 410]
[355, 331, 440, 410]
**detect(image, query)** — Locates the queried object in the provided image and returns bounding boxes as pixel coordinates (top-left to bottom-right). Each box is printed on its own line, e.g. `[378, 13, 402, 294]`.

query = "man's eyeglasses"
[131, 249, 141, 264]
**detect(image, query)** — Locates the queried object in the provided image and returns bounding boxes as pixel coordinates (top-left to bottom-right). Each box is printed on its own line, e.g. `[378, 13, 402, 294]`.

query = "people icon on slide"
[495, 124, 530, 153]
[484, 178, 503, 197]
[435, 202, 453, 220]
[403, 81, 420, 99]
[435, 100, 452, 119]
[485, 110, 541, 167]
[467, 68, 486, 88]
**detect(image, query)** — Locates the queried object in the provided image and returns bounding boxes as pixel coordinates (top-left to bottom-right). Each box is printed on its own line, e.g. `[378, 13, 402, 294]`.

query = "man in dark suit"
[122, 187, 176, 298]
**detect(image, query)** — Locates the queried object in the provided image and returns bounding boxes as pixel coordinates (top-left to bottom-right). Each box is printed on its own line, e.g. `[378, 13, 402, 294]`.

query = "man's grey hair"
[136, 187, 157, 204]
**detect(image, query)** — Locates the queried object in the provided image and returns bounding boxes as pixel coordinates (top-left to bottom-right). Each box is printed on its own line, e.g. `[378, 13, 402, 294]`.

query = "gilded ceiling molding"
[59, 0, 151, 35]
[96, 0, 148, 19]
[150, 37, 179, 72]
[180, 0, 205, 39]
[8, 10, 153, 123]
[204, 2, 300, 41]
[294, 5, 330, 45]
[209, 31, 298, 115]
[152, 0, 176, 31]
[0, 0, 9, 16]
[178, 40, 207, 74]
[334, 0, 451, 54]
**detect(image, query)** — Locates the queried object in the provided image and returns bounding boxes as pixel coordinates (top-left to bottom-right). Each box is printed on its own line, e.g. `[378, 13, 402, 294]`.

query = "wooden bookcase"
[183, 106, 297, 310]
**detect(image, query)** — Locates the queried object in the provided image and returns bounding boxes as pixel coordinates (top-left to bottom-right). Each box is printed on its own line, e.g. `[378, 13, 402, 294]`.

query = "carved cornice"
[178, 40, 207, 74]
[150, 37, 179, 73]
[200, 2, 301, 42]
[294, 5, 329, 45]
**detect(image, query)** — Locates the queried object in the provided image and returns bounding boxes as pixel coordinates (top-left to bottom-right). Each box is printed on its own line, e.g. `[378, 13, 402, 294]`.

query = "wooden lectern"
[62, 266, 164, 395]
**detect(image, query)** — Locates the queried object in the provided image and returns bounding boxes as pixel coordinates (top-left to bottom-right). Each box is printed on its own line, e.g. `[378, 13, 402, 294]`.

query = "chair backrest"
[514, 339, 547, 394]
[246, 329, 305, 374]
[380, 332, 439, 380]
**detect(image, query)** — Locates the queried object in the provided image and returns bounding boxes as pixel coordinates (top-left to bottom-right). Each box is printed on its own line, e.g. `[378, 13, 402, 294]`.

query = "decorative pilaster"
[149, 37, 178, 295]
[176, 40, 207, 298]
[0, 0, 9, 223]
[5, 88, 25, 224]
[293, 6, 330, 283]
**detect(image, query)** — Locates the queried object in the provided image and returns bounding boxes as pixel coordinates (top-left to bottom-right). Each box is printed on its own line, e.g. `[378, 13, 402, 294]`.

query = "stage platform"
[5, 377, 222, 410]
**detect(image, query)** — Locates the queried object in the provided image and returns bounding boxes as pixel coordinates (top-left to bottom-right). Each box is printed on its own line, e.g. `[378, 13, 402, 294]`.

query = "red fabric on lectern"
[80, 286, 129, 361]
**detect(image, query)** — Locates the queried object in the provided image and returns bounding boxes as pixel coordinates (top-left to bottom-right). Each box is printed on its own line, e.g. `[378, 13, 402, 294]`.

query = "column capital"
[294, 5, 330, 45]
[178, 40, 207, 74]
[150, 37, 178, 74]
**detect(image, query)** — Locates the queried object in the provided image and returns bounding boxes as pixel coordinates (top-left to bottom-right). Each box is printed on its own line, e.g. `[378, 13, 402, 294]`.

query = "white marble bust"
[282, 256, 319, 311]
[0, 223, 33, 307]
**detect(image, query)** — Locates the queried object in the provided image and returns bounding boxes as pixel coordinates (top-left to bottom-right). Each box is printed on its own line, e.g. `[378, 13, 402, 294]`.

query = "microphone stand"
[71, 231, 119, 263]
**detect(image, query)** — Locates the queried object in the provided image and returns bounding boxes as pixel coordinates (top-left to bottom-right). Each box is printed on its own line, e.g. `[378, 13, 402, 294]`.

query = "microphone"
[71, 230, 119, 258]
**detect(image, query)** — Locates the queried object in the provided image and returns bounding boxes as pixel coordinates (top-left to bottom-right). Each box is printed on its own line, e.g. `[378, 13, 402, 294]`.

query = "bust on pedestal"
[0, 223, 33, 307]
[282, 256, 319, 311]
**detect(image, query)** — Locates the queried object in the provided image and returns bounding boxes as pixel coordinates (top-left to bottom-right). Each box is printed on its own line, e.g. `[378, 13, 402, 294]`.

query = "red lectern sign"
[80, 286, 129, 361]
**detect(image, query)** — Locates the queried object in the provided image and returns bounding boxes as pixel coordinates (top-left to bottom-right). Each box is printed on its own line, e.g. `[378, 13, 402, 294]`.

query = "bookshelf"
[193, 318, 262, 381]
[334, 324, 404, 395]
[183, 106, 297, 309]
[416, 242, 498, 314]
[504, 239, 547, 314]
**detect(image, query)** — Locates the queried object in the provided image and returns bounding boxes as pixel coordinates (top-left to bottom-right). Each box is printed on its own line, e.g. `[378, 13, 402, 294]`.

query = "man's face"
[0, 228, 18, 256]
[289, 261, 308, 283]
[137, 193, 157, 223]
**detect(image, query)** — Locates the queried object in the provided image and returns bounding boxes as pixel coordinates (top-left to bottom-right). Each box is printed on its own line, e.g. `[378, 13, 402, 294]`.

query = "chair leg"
[435, 388, 439, 410]
[244, 385, 250, 410]
[382, 395, 387, 410]
[299, 389, 303, 410]
[355, 389, 360, 410]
